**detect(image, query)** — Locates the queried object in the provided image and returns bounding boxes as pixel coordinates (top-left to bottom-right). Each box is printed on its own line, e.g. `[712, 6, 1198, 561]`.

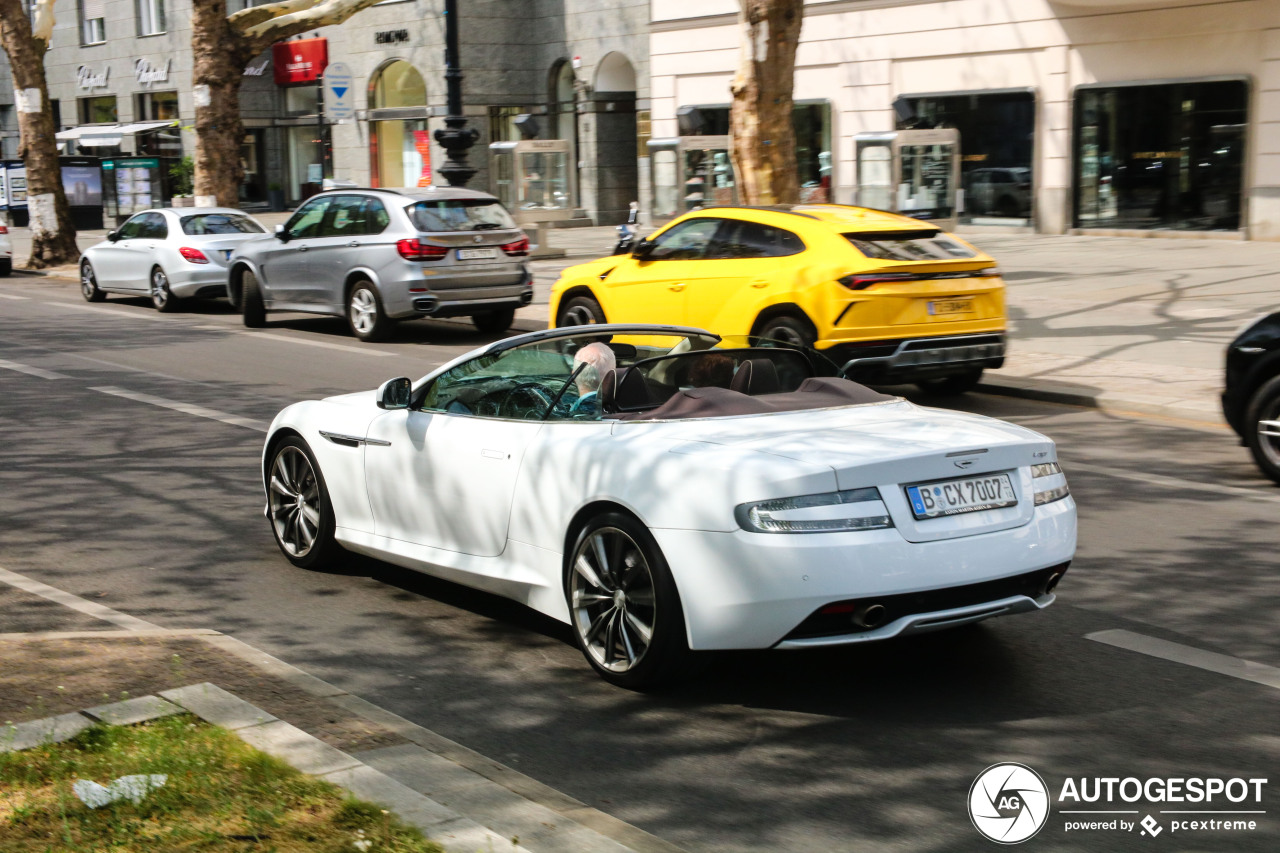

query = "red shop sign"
[272, 38, 328, 86]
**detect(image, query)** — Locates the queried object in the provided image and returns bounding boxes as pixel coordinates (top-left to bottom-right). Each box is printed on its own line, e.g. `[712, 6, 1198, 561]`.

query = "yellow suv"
[549, 204, 1006, 393]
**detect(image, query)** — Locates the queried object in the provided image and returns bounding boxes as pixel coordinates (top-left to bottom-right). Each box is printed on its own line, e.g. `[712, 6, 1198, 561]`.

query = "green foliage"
[168, 156, 195, 197]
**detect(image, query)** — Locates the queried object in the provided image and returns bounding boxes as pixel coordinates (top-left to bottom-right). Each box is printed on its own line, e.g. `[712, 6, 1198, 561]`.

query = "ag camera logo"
[969, 763, 1051, 844]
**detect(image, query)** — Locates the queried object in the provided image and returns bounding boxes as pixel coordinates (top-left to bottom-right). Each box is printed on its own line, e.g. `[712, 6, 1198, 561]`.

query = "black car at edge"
[1222, 311, 1280, 484]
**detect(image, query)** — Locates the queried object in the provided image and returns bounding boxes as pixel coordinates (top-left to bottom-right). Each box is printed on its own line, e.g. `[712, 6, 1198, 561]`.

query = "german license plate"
[905, 473, 1016, 519]
[928, 298, 974, 316]
[457, 247, 497, 260]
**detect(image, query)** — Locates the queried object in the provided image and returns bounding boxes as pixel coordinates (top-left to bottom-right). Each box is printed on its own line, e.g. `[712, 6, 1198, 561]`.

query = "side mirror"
[274, 224, 289, 242]
[376, 377, 412, 410]
[631, 238, 655, 260]
[106, 230, 119, 242]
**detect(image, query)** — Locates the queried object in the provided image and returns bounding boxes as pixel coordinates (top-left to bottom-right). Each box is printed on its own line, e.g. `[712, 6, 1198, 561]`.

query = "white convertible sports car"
[262, 325, 1076, 687]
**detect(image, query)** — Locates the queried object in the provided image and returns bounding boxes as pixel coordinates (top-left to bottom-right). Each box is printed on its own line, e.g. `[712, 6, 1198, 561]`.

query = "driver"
[569, 342, 616, 416]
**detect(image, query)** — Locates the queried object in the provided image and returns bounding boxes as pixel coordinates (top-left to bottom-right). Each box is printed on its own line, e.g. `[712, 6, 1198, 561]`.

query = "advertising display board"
[273, 38, 328, 86]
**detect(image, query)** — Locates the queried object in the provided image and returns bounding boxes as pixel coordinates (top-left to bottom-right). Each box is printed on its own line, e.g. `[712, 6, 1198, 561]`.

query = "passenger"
[688, 353, 735, 389]
[569, 342, 617, 416]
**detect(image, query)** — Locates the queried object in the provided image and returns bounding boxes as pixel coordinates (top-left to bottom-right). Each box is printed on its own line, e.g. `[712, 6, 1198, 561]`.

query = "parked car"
[260, 324, 1076, 688]
[1222, 311, 1280, 483]
[549, 204, 1007, 394]
[79, 208, 267, 311]
[0, 222, 11, 276]
[964, 167, 1032, 218]
[227, 187, 534, 342]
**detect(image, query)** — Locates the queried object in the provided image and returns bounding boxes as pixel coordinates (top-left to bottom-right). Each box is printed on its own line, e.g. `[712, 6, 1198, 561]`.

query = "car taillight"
[500, 236, 530, 257]
[179, 246, 209, 264]
[0, 225, 8, 234]
[396, 238, 448, 261]
[837, 272, 915, 291]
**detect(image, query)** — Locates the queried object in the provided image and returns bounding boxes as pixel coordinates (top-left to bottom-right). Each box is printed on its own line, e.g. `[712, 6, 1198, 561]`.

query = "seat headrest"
[599, 367, 652, 413]
[730, 358, 782, 396]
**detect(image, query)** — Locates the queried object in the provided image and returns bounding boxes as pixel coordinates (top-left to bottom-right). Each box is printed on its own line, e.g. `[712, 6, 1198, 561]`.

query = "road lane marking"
[1087, 629, 1280, 691]
[1068, 461, 1280, 505]
[0, 292, 29, 300]
[43, 301, 174, 322]
[244, 331, 396, 357]
[89, 385, 269, 432]
[0, 565, 160, 632]
[0, 358, 71, 380]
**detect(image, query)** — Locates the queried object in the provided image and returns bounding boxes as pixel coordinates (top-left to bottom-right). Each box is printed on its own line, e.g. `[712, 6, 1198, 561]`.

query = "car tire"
[916, 369, 984, 396]
[472, 308, 515, 335]
[1244, 374, 1280, 485]
[80, 260, 106, 302]
[757, 313, 817, 349]
[348, 282, 392, 342]
[241, 268, 266, 328]
[150, 267, 179, 313]
[557, 294, 606, 327]
[565, 511, 690, 690]
[266, 436, 343, 570]
[0, 259, 11, 277]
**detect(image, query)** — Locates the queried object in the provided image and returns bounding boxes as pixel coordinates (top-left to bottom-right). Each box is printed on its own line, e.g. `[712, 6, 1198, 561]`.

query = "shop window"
[137, 0, 165, 35]
[904, 92, 1035, 223]
[369, 61, 430, 188]
[136, 91, 179, 121]
[677, 103, 831, 202]
[78, 96, 117, 125]
[79, 0, 106, 44]
[1074, 80, 1246, 232]
[488, 107, 524, 144]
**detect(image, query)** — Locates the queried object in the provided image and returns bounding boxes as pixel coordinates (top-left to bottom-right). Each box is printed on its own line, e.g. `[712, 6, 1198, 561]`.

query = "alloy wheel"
[268, 446, 321, 558]
[569, 526, 657, 672]
[81, 264, 99, 299]
[562, 304, 598, 326]
[151, 269, 170, 309]
[350, 288, 378, 335]
[1257, 410, 1280, 470]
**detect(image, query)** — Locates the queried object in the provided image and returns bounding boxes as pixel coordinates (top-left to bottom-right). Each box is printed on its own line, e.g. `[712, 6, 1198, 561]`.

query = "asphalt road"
[2, 277, 1277, 852]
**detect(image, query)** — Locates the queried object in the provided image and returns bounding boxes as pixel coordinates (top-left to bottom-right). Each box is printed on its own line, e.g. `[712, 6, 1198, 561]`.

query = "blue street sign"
[323, 62, 355, 121]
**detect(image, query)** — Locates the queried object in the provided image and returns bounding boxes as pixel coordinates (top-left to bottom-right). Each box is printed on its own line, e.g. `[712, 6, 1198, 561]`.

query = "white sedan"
[261, 325, 1077, 688]
[79, 208, 267, 311]
[0, 221, 12, 276]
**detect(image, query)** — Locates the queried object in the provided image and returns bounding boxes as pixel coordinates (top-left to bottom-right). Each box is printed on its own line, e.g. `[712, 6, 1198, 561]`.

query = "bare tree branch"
[241, 0, 384, 48]
[31, 0, 55, 44]
[228, 0, 314, 32]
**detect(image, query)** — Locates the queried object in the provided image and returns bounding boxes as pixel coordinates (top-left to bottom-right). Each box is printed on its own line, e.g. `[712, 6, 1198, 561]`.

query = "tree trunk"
[729, 0, 804, 206]
[192, 0, 254, 207]
[0, 0, 79, 267]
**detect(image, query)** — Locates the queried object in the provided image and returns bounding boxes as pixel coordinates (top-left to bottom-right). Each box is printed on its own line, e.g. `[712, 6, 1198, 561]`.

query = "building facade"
[0, 0, 649, 224]
[650, 0, 1280, 239]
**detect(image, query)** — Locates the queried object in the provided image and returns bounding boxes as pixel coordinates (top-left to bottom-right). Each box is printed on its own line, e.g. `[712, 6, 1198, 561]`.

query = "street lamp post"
[434, 0, 477, 187]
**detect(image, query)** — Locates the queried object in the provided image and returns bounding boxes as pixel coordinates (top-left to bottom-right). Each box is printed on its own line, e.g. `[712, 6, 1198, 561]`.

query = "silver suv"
[228, 187, 533, 341]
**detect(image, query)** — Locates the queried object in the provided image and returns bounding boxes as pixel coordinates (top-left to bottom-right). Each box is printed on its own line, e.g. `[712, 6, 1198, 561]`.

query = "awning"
[55, 120, 178, 148]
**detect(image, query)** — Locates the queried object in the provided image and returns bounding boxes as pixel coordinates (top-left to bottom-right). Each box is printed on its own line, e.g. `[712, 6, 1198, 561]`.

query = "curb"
[975, 375, 1228, 429]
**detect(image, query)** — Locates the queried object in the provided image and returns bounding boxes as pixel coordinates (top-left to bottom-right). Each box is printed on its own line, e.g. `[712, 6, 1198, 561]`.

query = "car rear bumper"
[383, 266, 533, 319]
[409, 284, 535, 319]
[824, 333, 1007, 383]
[653, 495, 1075, 650]
[168, 266, 231, 298]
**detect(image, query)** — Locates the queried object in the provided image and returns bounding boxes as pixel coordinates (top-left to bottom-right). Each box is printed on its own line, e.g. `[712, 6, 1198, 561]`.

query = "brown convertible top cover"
[618, 377, 893, 421]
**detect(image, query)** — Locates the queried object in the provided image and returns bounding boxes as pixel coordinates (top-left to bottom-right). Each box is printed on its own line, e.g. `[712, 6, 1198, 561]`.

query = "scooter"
[612, 201, 639, 255]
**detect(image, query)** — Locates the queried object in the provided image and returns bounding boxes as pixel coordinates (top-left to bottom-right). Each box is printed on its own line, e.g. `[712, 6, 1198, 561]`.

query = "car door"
[597, 217, 723, 325]
[683, 218, 806, 334]
[261, 196, 332, 306]
[298, 194, 365, 309]
[126, 212, 171, 289]
[91, 214, 149, 290]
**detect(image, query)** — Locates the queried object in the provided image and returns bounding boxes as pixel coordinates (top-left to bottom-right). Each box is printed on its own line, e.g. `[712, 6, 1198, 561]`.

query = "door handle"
[750, 279, 769, 288]
[347, 241, 361, 248]
[669, 283, 686, 292]
[480, 448, 507, 460]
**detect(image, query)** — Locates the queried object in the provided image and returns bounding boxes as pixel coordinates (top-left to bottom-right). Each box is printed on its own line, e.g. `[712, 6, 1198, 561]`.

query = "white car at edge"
[262, 324, 1077, 688]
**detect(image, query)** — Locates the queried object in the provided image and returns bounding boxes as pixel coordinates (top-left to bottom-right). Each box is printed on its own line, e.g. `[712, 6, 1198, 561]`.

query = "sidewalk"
[11, 215, 1279, 426]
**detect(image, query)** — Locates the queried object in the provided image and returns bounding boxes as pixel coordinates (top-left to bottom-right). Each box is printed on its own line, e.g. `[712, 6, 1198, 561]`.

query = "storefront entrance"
[1074, 79, 1247, 232]
[369, 61, 430, 188]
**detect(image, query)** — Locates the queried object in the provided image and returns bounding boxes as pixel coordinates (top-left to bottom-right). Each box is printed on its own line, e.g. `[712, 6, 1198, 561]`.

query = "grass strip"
[0, 714, 445, 852]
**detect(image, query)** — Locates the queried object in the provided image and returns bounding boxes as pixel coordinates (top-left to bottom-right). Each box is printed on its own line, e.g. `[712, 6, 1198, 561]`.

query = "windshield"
[417, 330, 861, 422]
[180, 213, 265, 235]
[407, 199, 518, 233]
[843, 230, 976, 261]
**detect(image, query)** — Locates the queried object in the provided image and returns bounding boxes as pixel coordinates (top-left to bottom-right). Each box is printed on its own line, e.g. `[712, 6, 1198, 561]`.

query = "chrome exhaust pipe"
[854, 603, 887, 630]
[1043, 573, 1061, 595]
